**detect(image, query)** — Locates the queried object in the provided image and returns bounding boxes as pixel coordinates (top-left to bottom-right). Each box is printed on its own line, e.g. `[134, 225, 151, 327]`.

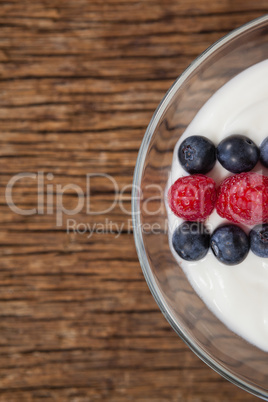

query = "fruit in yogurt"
[260, 136, 268, 168]
[249, 223, 268, 257]
[172, 221, 210, 261]
[168, 174, 217, 221]
[166, 60, 268, 351]
[178, 135, 216, 174]
[216, 172, 268, 225]
[210, 224, 249, 265]
[217, 134, 259, 173]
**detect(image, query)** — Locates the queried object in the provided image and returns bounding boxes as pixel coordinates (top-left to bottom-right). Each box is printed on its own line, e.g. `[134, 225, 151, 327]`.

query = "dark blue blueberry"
[217, 134, 259, 173]
[250, 224, 268, 257]
[178, 135, 216, 174]
[260, 137, 268, 168]
[210, 224, 249, 265]
[172, 221, 210, 261]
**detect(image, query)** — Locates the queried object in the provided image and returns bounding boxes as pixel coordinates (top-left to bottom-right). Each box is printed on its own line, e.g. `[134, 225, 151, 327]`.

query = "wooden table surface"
[0, 1, 267, 401]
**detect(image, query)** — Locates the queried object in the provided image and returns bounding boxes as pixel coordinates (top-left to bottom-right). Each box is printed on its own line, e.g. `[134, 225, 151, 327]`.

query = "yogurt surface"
[166, 60, 268, 351]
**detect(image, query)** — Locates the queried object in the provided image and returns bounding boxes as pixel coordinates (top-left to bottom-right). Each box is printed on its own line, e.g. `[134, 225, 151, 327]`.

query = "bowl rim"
[132, 14, 268, 400]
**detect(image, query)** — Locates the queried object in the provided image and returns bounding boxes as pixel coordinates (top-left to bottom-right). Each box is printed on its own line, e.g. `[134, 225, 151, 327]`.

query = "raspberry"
[216, 172, 268, 225]
[168, 174, 217, 221]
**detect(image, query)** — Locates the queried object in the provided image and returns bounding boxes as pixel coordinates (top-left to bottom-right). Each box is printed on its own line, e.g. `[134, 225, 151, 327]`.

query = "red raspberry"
[216, 172, 268, 225]
[168, 174, 217, 221]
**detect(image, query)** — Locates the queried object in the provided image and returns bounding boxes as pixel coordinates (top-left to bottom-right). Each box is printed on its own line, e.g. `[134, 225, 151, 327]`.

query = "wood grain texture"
[0, 1, 266, 401]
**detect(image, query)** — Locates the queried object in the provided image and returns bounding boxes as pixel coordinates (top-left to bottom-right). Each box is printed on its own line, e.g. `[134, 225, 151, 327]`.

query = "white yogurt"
[166, 60, 268, 351]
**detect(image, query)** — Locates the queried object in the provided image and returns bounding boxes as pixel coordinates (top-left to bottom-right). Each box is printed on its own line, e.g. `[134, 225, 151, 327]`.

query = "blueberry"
[172, 221, 210, 261]
[250, 224, 268, 257]
[210, 224, 249, 265]
[217, 134, 259, 173]
[260, 137, 268, 168]
[178, 135, 216, 174]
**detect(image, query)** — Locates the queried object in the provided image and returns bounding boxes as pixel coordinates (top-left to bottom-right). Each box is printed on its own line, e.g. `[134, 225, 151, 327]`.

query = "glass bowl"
[132, 15, 268, 400]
